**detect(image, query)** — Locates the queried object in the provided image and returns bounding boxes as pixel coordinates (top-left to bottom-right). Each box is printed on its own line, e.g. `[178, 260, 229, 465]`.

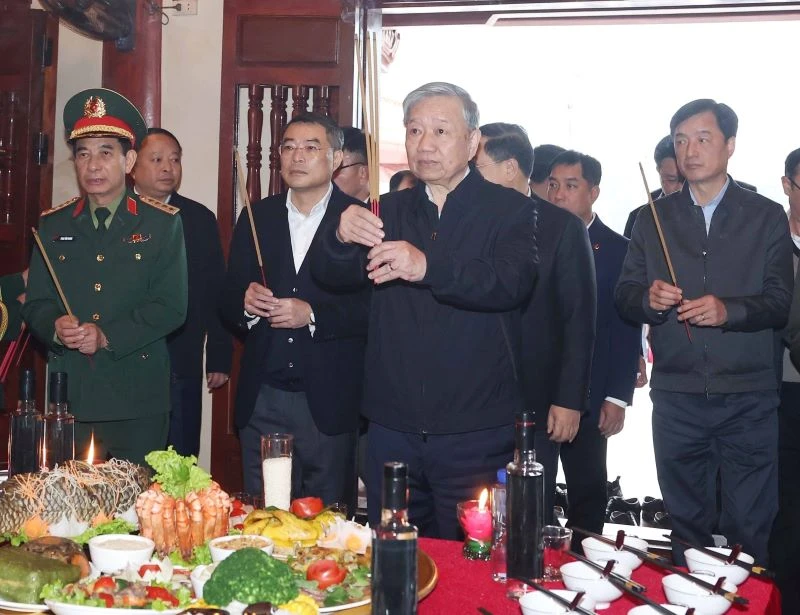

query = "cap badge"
[84, 96, 107, 119]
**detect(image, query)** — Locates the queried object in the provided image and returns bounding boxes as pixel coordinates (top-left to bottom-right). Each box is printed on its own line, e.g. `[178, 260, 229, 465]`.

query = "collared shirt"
[89, 192, 124, 229]
[286, 184, 332, 273]
[689, 177, 730, 233]
[245, 184, 333, 332]
[585, 212, 627, 410]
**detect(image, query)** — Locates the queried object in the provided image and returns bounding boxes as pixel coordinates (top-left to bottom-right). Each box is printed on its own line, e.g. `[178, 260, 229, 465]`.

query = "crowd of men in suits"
[3, 81, 798, 610]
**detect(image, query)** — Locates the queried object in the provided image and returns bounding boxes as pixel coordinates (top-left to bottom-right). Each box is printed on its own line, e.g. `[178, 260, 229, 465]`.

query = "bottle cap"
[19, 369, 35, 402]
[382, 461, 408, 511]
[496, 468, 507, 484]
[50, 372, 69, 405]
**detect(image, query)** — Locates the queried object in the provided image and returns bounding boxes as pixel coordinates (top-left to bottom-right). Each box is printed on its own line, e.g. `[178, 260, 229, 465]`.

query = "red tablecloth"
[417, 538, 781, 614]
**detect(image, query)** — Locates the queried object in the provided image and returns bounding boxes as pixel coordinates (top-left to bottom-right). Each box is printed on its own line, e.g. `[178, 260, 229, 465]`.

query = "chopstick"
[572, 527, 748, 606]
[665, 534, 774, 579]
[567, 550, 646, 593]
[511, 578, 597, 615]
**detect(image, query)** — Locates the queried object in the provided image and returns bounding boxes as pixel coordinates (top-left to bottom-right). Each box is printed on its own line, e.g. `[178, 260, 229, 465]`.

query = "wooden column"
[101, 0, 162, 127]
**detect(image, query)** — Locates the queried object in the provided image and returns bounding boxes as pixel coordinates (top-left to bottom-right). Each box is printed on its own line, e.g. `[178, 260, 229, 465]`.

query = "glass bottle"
[506, 411, 544, 598]
[8, 369, 42, 476]
[371, 461, 418, 615]
[42, 371, 74, 469]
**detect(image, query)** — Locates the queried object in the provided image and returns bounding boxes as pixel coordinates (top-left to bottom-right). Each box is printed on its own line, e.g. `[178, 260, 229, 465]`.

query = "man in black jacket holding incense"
[132, 128, 232, 457]
[222, 113, 368, 512]
[615, 99, 793, 565]
[312, 83, 537, 539]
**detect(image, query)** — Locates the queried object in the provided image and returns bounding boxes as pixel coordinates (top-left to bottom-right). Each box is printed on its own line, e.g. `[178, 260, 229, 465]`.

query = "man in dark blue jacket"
[312, 83, 537, 538]
[616, 99, 793, 565]
[544, 151, 640, 548]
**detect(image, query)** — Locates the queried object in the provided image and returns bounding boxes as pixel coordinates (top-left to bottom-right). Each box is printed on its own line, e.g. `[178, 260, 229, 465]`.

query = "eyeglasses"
[335, 161, 366, 175]
[788, 176, 800, 191]
[278, 143, 330, 157]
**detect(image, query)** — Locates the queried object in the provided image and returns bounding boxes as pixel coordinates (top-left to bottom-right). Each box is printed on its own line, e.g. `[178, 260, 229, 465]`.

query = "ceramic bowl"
[684, 547, 753, 586]
[208, 534, 275, 563]
[662, 572, 737, 615]
[189, 563, 218, 599]
[582, 535, 649, 570]
[627, 605, 691, 614]
[88, 534, 155, 573]
[519, 589, 597, 614]
[560, 560, 633, 609]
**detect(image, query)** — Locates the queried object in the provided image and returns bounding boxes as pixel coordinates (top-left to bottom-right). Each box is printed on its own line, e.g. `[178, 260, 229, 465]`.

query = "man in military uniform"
[22, 88, 188, 464]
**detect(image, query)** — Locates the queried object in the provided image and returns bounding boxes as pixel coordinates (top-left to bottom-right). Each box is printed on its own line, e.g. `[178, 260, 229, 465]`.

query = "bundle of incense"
[234, 150, 267, 287]
[572, 527, 748, 606]
[355, 33, 381, 218]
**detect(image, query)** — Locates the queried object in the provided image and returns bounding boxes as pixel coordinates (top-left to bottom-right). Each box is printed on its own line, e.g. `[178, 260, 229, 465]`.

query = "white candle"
[262, 456, 292, 509]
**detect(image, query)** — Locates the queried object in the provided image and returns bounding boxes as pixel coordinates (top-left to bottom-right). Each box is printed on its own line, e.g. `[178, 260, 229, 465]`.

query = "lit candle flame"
[41, 442, 47, 470]
[478, 487, 489, 512]
[86, 432, 95, 464]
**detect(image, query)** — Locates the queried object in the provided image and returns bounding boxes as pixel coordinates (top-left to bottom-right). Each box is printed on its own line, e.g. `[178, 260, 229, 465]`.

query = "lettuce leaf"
[73, 518, 137, 545]
[144, 446, 211, 498]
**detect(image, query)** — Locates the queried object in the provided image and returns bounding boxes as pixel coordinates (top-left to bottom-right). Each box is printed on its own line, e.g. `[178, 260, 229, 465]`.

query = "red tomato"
[92, 577, 116, 593]
[233, 523, 244, 531]
[138, 564, 162, 577]
[145, 586, 179, 607]
[290, 497, 324, 518]
[97, 593, 114, 608]
[307, 559, 347, 590]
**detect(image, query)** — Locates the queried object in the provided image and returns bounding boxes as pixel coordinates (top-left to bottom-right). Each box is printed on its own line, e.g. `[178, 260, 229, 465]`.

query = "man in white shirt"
[220, 113, 369, 510]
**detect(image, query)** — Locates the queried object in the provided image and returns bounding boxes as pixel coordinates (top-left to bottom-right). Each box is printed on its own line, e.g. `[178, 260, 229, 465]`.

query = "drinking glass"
[260, 433, 293, 510]
[542, 525, 572, 582]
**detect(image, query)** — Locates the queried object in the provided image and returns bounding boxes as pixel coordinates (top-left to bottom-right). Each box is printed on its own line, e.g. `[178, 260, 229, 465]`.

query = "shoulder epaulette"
[139, 195, 180, 215]
[41, 196, 80, 217]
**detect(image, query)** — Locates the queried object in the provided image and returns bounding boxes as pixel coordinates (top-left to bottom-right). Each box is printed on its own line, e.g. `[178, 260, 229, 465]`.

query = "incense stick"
[355, 34, 381, 218]
[234, 150, 268, 288]
[639, 163, 692, 342]
[32, 228, 73, 318]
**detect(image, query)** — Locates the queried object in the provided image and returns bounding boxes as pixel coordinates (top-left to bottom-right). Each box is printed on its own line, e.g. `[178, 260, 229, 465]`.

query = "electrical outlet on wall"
[171, 0, 198, 16]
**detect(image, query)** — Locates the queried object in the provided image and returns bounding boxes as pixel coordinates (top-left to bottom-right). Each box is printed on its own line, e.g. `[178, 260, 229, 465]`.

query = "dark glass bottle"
[42, 372, 74, 469]
[8, 369, 42, 476]
[371, 462, 418, 615]
[506, 412, 544, 598]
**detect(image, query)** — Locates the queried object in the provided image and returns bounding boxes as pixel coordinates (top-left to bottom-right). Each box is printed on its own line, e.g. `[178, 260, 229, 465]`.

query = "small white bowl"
[519, 589, 597, 614]
[684, 547, 753, 586]
[582, 535, 648, 570]
[189, 563, 218, 599]
[88, 534, 155, 574]
[627, 605, 691, 614]
[560, 560, 633, 609]
[662, 572, 737, 615]
[208, 534, 275, 563]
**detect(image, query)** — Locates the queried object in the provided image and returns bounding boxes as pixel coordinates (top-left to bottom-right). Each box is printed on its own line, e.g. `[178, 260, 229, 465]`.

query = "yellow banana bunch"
[241, 509, 319, 549]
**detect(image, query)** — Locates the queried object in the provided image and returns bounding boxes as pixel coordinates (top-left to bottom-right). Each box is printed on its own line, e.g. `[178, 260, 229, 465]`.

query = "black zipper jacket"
[615, 179, 793, 394]
[311, 170, 537, 434]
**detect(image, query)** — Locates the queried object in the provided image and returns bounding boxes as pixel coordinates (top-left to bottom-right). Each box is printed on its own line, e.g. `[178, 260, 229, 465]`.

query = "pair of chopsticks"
[510, 578, 597, 615]
[572, 527, 748, 606]
[355, 33, 381, 218]
[565, 551, 681, 615]
[666, 534, 774, 579]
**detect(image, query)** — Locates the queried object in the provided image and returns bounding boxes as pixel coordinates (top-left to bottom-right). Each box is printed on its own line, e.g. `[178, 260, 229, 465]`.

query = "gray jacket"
[615, 179, 793, 395]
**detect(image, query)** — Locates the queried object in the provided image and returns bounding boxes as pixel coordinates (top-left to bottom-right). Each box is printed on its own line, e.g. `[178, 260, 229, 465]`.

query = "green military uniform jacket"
[0, 272, 24, 341]
[22, 190, 188, 422]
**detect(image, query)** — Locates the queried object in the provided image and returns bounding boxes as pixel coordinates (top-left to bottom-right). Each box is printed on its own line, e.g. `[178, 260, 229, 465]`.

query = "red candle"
[462, 489, 492, 542]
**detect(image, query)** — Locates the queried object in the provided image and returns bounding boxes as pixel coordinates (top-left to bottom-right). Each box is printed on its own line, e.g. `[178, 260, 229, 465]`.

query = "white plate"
[45, 601, 183, 615]
[319, 597, 370, 613]
[0, 597, 50, 613]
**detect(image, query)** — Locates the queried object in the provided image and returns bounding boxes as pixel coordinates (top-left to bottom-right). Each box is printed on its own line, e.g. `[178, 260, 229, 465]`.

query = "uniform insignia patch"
[52, 236, 75, 241]
[123, 233, 151, 244]
[41, 196, 80, 217]
[139, 195, 179, 215]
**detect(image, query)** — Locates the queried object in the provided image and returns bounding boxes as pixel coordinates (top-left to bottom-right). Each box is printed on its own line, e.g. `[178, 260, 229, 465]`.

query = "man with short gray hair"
[312, 82, 537, 538]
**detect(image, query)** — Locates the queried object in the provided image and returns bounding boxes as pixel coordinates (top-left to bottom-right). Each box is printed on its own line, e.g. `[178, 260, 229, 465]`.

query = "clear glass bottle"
[371, 462, 418, 615]
[8, 369, 42, 477]
[490, 468, 507, 582]
[42, 371, 74, 470]
[506, 411, 544, 599]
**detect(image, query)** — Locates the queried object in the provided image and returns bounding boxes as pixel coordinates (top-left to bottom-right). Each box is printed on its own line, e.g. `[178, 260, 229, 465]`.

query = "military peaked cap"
[64, 88, 147, 148]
